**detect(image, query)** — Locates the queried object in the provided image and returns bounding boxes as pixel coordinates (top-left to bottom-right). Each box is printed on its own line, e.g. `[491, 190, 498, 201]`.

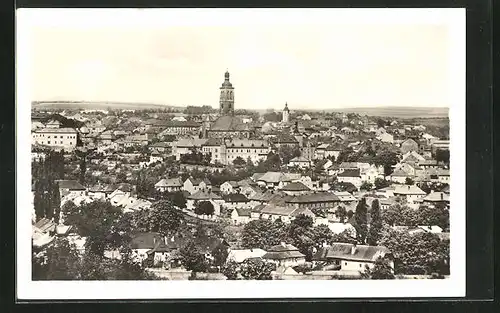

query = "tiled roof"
[337, 169, 361, 177]
[281, 182, 310, 192]
[164, 121, 200, 128]
[263, 244, 304, 260]
[234, 208, 251, 217]
[423, 191, 450, 202]
[210, 116, 250, 131]
[34, 127, 78, 134]
[227, 249, 267, 263]
[223, 193, 249, 203]
[394, 185, 426, 195]
[56, 180, 86, 190]
[155, 178, 183, 188]
[312, 243, 391, 262]
[188, 190, 222, 200]
[286, 192, 340, 203]
[258, 172, 298, 184]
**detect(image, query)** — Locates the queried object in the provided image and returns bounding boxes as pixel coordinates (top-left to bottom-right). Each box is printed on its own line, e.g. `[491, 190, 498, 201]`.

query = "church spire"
[220, 70, 235, 116]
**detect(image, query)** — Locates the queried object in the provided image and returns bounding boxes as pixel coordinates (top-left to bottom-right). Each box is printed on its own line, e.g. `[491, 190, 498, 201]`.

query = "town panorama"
[31, 70, 450, 281]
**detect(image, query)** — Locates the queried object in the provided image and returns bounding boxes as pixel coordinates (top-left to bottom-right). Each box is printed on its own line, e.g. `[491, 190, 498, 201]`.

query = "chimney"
[351, 244, 357, 255]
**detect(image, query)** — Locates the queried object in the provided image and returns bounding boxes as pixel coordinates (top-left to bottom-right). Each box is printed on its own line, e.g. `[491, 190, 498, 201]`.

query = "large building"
[32, 127, 78, 150]
[207, 71, 254, 139]
[202, 138, 270, 165]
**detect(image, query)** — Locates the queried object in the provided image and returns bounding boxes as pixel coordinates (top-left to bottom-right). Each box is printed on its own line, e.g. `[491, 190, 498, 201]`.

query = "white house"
[393, 185, 426, 204]
[337, 169, 362, 189]
[155, 178, 183, 193]
[262, 243, 306, 268]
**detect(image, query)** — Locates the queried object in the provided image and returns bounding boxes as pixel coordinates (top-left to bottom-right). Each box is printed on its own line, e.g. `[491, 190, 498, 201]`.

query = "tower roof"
[221, 70, 233, 88]
[283, 102, 290, 112]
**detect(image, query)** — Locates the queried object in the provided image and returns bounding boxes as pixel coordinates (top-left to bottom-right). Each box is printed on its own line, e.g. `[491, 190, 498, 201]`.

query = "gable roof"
[233, 208, 251, 217]
[281, 181, 310, 192]
[188, 190, 222, 200]
[312, 243, 391, 262]
[155, 178, 183, 188]
[55, 180, 86, 190]
[394, 185, 426, 195]
[337, 168, 361, 178]
[262, 243, 305, 260]
[286, 191, 340, 203]
[223, 193, 249, 203]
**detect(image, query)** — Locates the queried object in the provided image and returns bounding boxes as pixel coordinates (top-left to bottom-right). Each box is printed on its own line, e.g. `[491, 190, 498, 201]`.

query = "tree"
[415, 204, 449, 231]
[278, 145, 301, 165]
[405, 177, 415, 185]
[221, 260, 240, 280]
[330, 229, 357, 244]
[354, 198, 368, 244]
[233, 156, 246, 167]
[194, 201, 215, 216]
[33, 238, 80, 280]
[360, 181, 373, 191]
[367, 199, 383, 246]
[435, 149, 450, 165]
[52, 184, 61, 224]
[239, 258, 276, 280]
[379, 228, 449, 275]
[33, 180, 45, 222]
[335, 206, 347, 223]
[241, 219, 287, 250]
[78, 152, 87, 185]
[381, 204, 418, 227]
[374, 178, 391, 190]
[292, 214, 314, 228]
[373, 150, 399, 176]
[211, 243, 229, 268]
[149, 200, 184, 236]
[179, 240, 209, 273]
[169, 191, 187, 209]
[361, 257, 395, 279]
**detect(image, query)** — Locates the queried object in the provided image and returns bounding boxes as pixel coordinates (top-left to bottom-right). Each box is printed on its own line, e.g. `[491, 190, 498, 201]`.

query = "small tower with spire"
[219, 69, 235, 116]
[282, 102, 290, 123]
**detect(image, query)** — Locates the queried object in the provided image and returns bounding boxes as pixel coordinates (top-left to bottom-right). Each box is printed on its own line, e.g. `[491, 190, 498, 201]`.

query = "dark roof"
[337, 168, 361, 178]
[223, 193, 249, 203]
[210, 116, 250, 131]
[234, 208, 251, 217]
[281, 182, 310, 192]
[286, 192, 340, 204]
[55, 180, 86, 190]
[262, 243, 305, 260]
[312, 243, 391, 262]
[164, 120, 200, 128]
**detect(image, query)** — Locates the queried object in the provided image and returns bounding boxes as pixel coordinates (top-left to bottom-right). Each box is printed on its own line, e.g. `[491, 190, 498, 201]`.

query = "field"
[326, 107, 449, 118]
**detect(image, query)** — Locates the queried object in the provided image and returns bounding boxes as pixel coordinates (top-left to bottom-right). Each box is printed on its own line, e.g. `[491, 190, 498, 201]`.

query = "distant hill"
[32, 101, 185, 111]
[322, 107, 449, 118]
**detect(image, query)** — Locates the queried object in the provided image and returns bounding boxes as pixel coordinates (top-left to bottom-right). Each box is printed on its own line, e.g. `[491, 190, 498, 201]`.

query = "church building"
[206, 70, 254, 139]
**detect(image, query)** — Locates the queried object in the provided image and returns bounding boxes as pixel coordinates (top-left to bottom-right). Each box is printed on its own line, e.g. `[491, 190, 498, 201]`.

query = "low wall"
[146, 268, 227, 280]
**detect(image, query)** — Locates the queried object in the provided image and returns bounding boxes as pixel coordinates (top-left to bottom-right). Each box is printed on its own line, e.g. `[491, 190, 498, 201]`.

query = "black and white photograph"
[16, 8, 466, 299]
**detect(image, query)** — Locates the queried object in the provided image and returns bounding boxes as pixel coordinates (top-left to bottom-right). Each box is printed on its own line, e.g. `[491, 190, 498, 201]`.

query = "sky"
[24, 9, 460, 110]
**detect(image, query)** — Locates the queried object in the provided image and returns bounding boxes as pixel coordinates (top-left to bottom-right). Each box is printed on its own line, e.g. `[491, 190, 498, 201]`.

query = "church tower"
[219, 70, 235, 116]
[282, 102, 290, 123]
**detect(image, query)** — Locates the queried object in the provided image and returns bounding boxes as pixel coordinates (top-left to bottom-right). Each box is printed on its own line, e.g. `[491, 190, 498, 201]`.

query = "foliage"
[32, 238, 80, 280]
[211, 243, 229, 267]
[354, 198, 368, 244]
[415, 204, 449, 231]
[361, 257, 395, 279]
[335, 206, 347, 223]
[360, 181, 373, 191]
[241, 219, 288, 250]
[381, 204, 419, 227]
[374, 178, 391, 189]
[232, 156, 246, 167]
[367, 199, 383, 246]
[405, 177, 415, 185]
[330, 229, 357, 244]
[194, 201, 215, 216]
[278, 145, 301, 165]
[221, 260, 240, 280]
[435, 149, 450, 165]
[239, 258, 276, 280]
[372, 150, 399, 176]
[179, 240, 209, 273]
[180, 147, 211, 166]
[255, 152, 282, 172]
[378, 227, 449, 275]
[148, 200, 185, 236]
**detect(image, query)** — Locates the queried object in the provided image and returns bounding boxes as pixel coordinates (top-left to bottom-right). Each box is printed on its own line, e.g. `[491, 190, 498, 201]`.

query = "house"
[262, 243, 306, 267]
[418, 159, 439, 169]
[401, 151, 426, 164]
[226, 248, 267, 263]
[161, 120, 201, 136]
[87, 184, 115, 199]
[377, 132, 394, 143]
[288, 156, 312, 169]
[224, 139, 271, 166]
[32, 128, 78, 150]
[285, 192, 341, 212]
[281, 182, 311, 196]
[155, 178, 183, 193]
[259, 204, 314, 224]
[222, 194, 251, 210]
[400, 138, 419, 154]
[437, 169, 450, 184]
[360, 165, 383, 184]
[172, 138, 208, 161]
[55, 180, 86, 197]
[186, 190, 223, 216]
[129, 232, 173, 264]
[337, 169, 362, 189]
[183, 177, 211, 195]
[220, 181, 240, 194]
[123, 198, 152, 213]
[389, 169, 411, 184]
[256, 172, 301, 189]
[149, 142, 172, 154]
[312, 243, 393, 274]
[230, 208, 252, 225]
[422, 191, 450, 206]
[393, 185, 426, 204]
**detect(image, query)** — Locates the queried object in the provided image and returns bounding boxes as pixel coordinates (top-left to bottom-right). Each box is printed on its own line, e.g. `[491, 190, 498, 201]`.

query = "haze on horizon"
[28, 10, 453, 111]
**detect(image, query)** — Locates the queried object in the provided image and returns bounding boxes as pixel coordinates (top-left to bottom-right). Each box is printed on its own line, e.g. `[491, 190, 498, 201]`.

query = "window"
[359, 264, 362, 268]
[47, 141, 51, 144]
[345, 262, 348, 266]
